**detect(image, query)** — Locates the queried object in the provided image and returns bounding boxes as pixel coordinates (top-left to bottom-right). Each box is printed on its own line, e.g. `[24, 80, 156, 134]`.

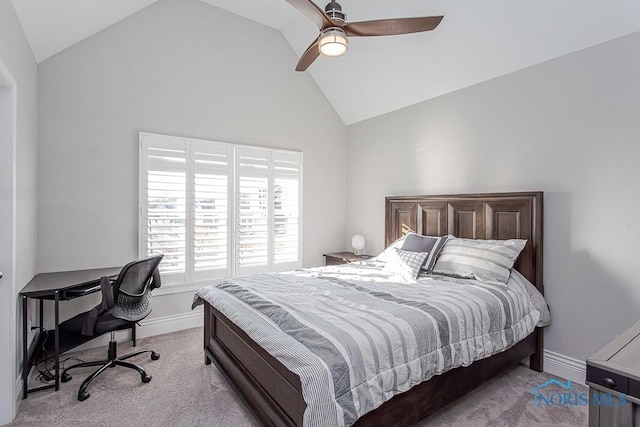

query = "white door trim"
[0, 56, 18, 424]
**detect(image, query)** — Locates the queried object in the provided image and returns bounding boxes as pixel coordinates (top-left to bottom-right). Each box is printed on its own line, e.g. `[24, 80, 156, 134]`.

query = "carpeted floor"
[9, 327, 587, 427]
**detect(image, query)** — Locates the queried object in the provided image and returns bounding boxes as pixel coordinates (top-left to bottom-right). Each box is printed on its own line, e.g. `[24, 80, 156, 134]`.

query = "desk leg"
[39, 299, 43, 329]
[22, 295, 28, 399]
[54, 291, 60, 391]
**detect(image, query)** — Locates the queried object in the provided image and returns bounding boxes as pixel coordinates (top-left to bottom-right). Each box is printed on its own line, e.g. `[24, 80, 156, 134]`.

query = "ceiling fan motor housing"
[325, 1, 346, 22]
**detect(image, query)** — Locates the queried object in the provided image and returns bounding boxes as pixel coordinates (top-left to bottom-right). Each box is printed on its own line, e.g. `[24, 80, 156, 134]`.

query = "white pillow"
[385, 248, 429, 280]
[375, 235, 408, 263]
[432, 237, 527, 284]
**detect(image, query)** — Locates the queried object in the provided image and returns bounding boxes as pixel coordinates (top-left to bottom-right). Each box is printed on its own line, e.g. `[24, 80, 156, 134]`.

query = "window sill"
[152, 279, 224, 297]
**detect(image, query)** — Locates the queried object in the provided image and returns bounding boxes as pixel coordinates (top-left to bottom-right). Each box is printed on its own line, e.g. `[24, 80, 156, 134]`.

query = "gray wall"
[346, 31, 640, 362]
[0, 0, 38, 420]
[37, 0, 347, 320]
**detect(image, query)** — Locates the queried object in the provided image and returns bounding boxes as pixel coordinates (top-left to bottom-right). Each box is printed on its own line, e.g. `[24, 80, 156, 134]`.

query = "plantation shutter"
[190, 141, 232, 281]
[235, 146, 270, 276]
[272, 151, 302, 271]
[141, 132, 302, 288]
[140, 134, 187, 285]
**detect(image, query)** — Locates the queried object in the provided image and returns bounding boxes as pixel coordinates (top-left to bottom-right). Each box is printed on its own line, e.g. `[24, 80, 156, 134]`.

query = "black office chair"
[59, 255, 164, 401]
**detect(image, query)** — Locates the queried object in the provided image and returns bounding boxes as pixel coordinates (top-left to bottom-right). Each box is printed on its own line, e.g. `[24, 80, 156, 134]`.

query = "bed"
[195, 192, 545, 426]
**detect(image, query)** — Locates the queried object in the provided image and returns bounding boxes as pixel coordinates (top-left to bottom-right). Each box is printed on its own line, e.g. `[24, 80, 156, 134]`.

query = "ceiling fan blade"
[295, 38, 321, 72]
[344, 16, 443, 37]
[285, 0, 334, 29]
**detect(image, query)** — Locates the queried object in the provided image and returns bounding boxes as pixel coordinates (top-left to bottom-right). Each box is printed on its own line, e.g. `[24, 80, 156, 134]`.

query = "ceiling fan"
[286, 0, 444, 71]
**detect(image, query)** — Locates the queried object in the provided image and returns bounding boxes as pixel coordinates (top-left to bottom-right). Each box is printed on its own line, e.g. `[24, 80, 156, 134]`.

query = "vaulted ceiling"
[10, 0, 640, 124]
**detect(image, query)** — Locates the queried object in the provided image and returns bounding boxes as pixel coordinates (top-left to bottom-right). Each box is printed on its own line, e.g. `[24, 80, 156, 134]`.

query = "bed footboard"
[204, 303, 306, 426]
[203, 300, 542, 427]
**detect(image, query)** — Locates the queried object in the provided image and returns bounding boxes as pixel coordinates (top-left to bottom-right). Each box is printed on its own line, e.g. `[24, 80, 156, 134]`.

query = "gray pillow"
[401, 232, 449, 272]
[432, 237, 527, 284]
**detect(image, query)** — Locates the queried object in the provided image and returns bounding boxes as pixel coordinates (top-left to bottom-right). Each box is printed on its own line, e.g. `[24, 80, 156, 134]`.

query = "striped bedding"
[193, 259, 548, 427]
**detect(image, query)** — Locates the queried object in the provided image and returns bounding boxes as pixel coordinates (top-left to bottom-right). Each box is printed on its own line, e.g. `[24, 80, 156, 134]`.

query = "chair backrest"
[113, 255, 163, 298]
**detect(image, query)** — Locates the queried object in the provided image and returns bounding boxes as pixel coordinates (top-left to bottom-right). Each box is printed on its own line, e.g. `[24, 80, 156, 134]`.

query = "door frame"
[0, 57, 18, 424]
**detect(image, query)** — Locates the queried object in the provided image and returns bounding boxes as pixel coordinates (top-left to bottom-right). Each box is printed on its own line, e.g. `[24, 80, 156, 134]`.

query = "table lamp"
[351, 234, 365, 255]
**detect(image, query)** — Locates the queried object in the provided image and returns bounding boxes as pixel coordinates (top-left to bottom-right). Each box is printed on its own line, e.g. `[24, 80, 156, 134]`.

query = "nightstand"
[323, 252, 373, 266]
[586, 320, 640, 426]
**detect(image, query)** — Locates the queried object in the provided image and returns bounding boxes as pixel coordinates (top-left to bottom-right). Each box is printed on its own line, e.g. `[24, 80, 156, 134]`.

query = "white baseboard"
[543, 350, 586, 385]
[136, 310, 203, 339]
[66, 309, 204, 352]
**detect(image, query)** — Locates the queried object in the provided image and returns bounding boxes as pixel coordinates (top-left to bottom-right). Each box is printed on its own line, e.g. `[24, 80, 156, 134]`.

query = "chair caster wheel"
[61, 372, 71, 383]
[151, 352, 160, 361]
[142, 374, 152, 383]
[78, 391, 90, 401]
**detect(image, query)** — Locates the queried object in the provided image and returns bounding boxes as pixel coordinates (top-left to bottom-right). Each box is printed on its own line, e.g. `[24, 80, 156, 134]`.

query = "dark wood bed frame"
[203, 192, 544, 426]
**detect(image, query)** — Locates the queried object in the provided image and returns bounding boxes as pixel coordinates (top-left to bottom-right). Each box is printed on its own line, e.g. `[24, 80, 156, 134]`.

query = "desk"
[20, 266, 122, 398]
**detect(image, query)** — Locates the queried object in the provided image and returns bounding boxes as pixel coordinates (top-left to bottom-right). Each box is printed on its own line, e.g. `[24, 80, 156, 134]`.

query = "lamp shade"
[319, 27, 348, 57]
[351, 234, 365, 254]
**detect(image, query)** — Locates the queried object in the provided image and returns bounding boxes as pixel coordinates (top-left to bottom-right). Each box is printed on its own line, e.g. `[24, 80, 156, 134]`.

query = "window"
[139, 133, 302, 289]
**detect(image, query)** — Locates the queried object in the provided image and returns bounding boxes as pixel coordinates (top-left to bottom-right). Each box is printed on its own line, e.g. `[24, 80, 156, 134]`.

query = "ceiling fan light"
[319, 27, 348, 57]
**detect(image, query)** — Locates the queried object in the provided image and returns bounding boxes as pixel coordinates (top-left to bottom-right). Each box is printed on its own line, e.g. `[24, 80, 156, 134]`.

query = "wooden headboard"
[385, 192, 543, 294]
